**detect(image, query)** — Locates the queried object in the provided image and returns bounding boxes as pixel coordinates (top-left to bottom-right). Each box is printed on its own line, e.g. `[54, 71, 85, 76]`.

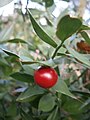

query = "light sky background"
[0, 0, 90, 22]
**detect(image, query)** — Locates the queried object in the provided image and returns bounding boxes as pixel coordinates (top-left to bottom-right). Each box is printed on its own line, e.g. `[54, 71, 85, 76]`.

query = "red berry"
[34, 66, 58, 88]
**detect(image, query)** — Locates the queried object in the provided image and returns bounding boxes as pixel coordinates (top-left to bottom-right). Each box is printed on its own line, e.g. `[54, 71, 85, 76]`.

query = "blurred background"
[0, 0, 90, 120]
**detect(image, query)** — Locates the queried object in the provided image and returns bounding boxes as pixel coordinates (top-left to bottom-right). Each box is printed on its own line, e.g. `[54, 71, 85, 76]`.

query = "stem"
[52, 41, 64, 59]
[70, 68, 87, 86]
[47, 89, 62, 118]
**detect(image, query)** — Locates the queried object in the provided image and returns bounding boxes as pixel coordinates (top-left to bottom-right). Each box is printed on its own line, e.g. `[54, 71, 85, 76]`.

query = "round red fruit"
[34, 66, 58, 88]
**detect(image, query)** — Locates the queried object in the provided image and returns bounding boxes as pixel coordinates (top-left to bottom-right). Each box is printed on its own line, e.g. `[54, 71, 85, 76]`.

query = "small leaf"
[56, 15, 82, 41]
[6, 38, 27, 44]
[0, 24, 14, 41]
[47, 107, 59, 120]
[31, 0, 42, 2]
[80, 31, 90, 44]
[80, 25, 90, 30]
[39, 93, 55, 112]
[22, 65, 34, 75]
[17, 86, 45, 102]
[2, 49, 19, 58]
[20, 108, 34, 120]
[72, 89, 90, 97]
[66, 47, 90, 68]
[45, 17, 53, 26]
[27, 9, 57, 48]
[10, 72, 34, 83]
[0, 38, 36, 51]
[0, 0, 13, 7]
[80, 98, 90, 109]
[53, 77, 76, 99]
[0, 57, 10, 66]
[44, 0, 54, 8]
[22, 58, 56, 67]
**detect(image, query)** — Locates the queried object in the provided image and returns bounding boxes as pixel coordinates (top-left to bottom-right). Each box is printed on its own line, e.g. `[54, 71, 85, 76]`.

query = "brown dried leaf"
[77, 40, 90, 53]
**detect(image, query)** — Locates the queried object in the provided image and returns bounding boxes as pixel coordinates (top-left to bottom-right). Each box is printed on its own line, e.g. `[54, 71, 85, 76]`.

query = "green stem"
[52, 41, 64, 59]
[69, 68, 87, 86]
[47, 89, 62, 119]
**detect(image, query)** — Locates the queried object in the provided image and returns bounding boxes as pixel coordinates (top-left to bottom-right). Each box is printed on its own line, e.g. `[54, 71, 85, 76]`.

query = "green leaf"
[27, 9, 57, 48]
[72, 90, 90, 97]
[62, 96, 82, 114]
[80, 31, 90, 44]
[0, 38, 36, 51]
[0, 24, 14, 41]
[56, 15, 82, 41]
[66, 47, 90, 68]
[19, 47, 34, 61]
[53, 77, 76, 99]
[63, 0, 70, 2]
[2, 49, 19, 58]
[7, 103, 17, 117]
[0, 57, 10, 66]
[22, 65, 34, 76]
[31, 0, 42, 2]
[39, 93, 55, 112]
[10, 72, 34, 83]
[80, 98, 90, 109]
[5, 38, 27, 44]
[22, 58, 56, 67]
[20, 108, 34, 120]
[17, 86, 45, 102]
[47, 107, 59, 120]
[44, 0, 54, 8]
[0, 0, 13, 7]
[80, 25, 90, 30]
[45, 17, 53, 26]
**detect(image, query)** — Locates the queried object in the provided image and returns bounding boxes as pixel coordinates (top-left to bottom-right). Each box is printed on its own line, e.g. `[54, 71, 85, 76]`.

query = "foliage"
[0, 0, 90, 120]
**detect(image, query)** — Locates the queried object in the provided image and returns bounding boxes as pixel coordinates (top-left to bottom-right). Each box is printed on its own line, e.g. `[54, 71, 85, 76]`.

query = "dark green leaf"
[80, 98, 90, 109]
[17, 86, 45, 102]
[27, 9, 57, 48]
[10, 72, 34, 83]
[0, 38, 26, 44]
[62, 96, 82, 114]
[80, 31, 90, 44]
[6, 38, 27, 44]
[45, 17, 53, 26]
[7, 103, 17, 117]
[20, 108, 34, 120]
[2, 49, 19, 58]
[39, 93, 55, 112]
[56, 15, 82, 41]
[63, 0, 70, 2]
[53, 77, 76, 99]
[43, 0, 54, 8]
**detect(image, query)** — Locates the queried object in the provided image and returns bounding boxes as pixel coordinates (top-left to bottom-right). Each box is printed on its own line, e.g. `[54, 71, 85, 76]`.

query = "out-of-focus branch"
[78, 0, 87, 18]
